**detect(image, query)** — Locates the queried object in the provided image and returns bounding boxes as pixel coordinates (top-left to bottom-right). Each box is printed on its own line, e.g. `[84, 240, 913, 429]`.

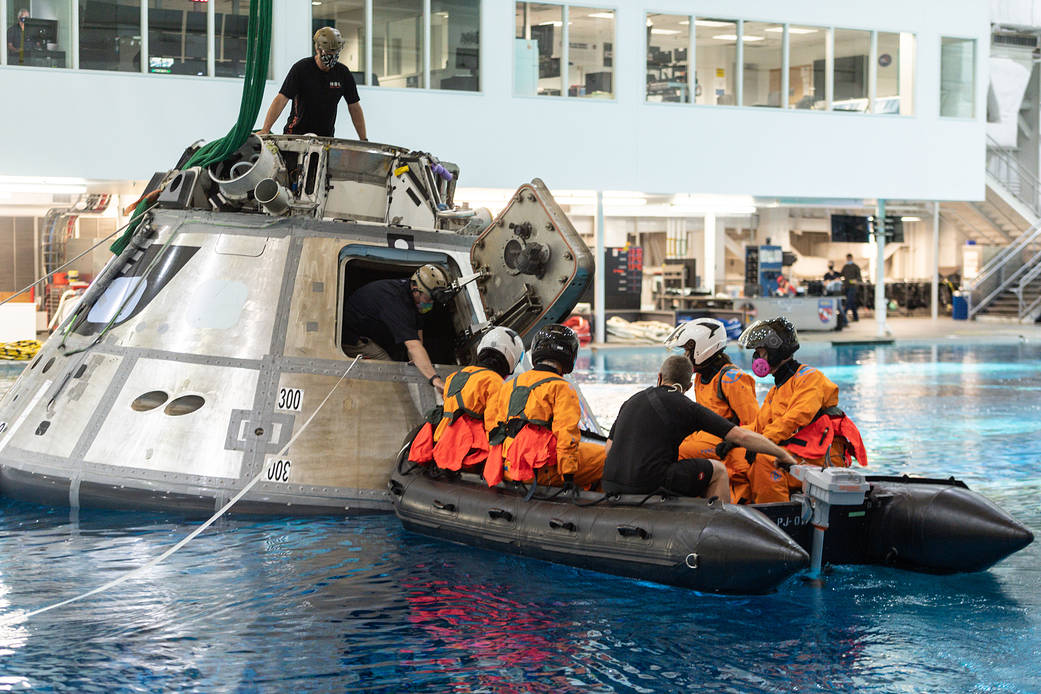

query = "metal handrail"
[986, 134, 1041, 215]
[969, 239, 1041, 318]
[1016, 261, 1041, 319]
[971, 220, 1041, 288]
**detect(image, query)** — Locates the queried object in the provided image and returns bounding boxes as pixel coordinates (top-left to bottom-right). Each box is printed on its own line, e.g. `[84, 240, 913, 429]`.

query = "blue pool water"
[1, 341, 1040, 692]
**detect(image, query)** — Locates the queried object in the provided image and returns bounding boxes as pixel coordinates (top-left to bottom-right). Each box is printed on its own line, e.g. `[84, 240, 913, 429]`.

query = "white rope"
[0, 355, 362, 626]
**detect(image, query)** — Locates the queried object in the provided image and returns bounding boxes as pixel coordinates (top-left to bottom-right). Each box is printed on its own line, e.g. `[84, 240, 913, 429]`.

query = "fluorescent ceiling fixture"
[587, 12, 614, 19]
[765, 27, 818, 34]
[695, 20, 733, 28]
[537, 21, 562, 27]
[651, 29, 681, 35]
[716, 34, 766, 42]
[900, 216, 921, 222]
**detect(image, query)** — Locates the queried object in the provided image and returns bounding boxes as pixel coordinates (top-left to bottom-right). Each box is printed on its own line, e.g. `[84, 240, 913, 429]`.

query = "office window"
[876, 32, 914, 115]
[79, 0, 141, 72]
[787, 26, 824, 109]
[941, 37, 975, 118]
[431, 0, 479, 91]
[373, 0, 422, 88]
[741, 21, 782, 108]
[646, 13, 689, 103]
[694, 18, 737, 105]
[832, 29, 870, 112]
[568, 7, 612, 98]
[312, 1, 366, 84]
[514, 3, 561, 96]
[148, 0, 207, 75]
[5, 2, 71, 67]
[215, 0, 250, 78]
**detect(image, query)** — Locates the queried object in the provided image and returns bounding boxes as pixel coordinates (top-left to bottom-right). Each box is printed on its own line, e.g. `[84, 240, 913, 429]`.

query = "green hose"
[111, 0, 273, 255]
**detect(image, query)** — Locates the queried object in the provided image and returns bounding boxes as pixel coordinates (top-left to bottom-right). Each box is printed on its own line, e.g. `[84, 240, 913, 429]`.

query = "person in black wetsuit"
[259, 27, 367, 140]
[602, 355, 797, 499]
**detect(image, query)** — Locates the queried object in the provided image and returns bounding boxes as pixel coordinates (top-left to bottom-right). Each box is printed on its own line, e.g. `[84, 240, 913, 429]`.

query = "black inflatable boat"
[389, 463, 1033, 595]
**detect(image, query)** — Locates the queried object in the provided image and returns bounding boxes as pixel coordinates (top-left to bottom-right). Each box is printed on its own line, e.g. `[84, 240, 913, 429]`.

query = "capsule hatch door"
[470, 178, 594, 342]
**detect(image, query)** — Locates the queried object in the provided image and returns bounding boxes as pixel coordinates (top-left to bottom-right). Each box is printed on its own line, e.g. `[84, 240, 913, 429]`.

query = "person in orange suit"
[738, 317, 867, 503]
[665, 319, 760, 504]
[407, 327, 524, 471]
[483, 324, 604, 492]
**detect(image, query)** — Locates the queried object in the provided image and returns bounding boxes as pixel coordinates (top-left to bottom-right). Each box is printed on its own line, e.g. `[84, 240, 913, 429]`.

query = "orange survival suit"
[678, 362, 760, 503]
[748, 362, 867, 502]
[483, 365, 605, 490]
[408, 366, 503, 471]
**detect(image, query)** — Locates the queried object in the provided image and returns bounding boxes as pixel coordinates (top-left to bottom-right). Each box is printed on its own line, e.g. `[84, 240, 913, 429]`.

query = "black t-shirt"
[841, 262, 862, 288]
[603, 386, 735, 493]
[341, 279, 421, 360]
[279, 57, 360, 137]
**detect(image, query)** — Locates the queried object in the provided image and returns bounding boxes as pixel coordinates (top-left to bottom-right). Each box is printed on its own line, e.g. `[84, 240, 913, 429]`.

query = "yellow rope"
[0, 340, 42, 361]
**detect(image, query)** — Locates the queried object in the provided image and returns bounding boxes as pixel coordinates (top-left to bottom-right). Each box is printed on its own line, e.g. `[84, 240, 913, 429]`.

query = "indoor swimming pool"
[0, 339, 1038, 692]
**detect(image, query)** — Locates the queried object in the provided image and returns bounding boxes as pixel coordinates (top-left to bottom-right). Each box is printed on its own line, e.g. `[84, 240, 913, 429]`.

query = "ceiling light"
[764, 27, 818, 34]
[695, 19, 733, 28]
[537, 21, 562, 27]
[712, 34, 764, 42]
[587, 12, 614, 19]
[651, 29, 681, 35]
[901, 216, 921, 222]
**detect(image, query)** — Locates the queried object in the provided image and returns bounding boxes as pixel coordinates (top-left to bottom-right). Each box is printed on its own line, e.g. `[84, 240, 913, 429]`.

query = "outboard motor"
[790, 465, 870, 579]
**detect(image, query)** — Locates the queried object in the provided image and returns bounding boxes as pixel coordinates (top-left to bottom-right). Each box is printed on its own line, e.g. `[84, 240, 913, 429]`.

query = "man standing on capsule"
[259, 27, 367, 140]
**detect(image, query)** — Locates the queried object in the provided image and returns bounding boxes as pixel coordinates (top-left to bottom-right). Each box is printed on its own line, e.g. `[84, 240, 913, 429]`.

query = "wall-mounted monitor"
[830, 214, 870, 243]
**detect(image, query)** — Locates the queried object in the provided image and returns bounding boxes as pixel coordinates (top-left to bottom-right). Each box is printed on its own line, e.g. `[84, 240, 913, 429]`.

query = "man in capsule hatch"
[341, 265, 450, 394]
[602, 355, 798, 500]
[258, 27, 367, 140]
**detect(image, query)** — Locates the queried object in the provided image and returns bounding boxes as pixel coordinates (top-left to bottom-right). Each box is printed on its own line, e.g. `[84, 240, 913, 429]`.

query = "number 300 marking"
[277, 387, 303, 411]
[267, 459, 291, 483]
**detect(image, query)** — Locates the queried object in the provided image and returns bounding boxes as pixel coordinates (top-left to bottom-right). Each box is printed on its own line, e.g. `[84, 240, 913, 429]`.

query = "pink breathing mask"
[752, 358, 772, 378]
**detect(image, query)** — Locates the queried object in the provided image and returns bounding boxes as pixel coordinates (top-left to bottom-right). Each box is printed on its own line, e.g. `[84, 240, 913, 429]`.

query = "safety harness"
[484, 373, 565, 486]
[488, 374, 564, 445]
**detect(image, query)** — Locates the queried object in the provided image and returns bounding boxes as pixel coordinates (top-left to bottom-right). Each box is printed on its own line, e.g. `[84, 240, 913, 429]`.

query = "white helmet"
[663, 318, 728, 366]
[477, 327, 525, 374]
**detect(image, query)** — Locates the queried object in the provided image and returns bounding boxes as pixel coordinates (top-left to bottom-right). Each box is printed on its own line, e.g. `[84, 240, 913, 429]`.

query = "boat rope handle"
[0, 355, 362, 627]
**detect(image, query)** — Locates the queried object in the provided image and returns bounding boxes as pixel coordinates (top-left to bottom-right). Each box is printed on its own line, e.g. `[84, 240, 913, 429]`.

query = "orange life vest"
[483, 374, 564, 487]
[780, 406, 868, 467]
[432, 367, 496, 471]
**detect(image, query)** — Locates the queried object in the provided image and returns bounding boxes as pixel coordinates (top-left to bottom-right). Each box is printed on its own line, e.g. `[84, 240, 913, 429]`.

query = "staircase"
[961, 138, 1041, 321]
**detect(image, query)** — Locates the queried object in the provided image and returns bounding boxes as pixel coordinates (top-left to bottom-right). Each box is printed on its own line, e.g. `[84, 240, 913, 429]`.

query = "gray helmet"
[314, 27, 344, 68]
[738, 317, 799, 367]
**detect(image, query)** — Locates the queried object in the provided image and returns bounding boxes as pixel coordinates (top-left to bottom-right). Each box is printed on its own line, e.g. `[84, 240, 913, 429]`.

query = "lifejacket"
[780, 406, 868, 467]
[483, 374, 564, 487]
[407, 405, 443, 465]
[432, 367, 495, 471]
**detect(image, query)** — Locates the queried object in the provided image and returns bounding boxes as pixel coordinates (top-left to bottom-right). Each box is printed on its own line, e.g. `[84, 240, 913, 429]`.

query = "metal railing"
[986, 135, 1041, 217]
[1015, 261, 1041, 319]
[967, 220, 1041, 319]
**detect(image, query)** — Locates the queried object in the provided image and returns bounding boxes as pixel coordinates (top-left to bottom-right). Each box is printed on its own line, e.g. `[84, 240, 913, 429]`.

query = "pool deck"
[591, 315, 1041, 349]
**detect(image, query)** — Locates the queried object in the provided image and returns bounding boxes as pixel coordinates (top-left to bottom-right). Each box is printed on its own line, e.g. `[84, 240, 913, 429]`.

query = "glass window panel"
[832, 29, 870, 112]
[431, 0, 479, 91]
[373, 0, 422, 88]
[568, 6, 612, 98]
[876, 32, 914, 115]
[646, 13, 689, 103]
[787, 25, 825, 109]
[79, 0, 141, 72]
[741, 21, 782, 108]
[312, 1, 366, 85]
[147, 0, 207, 75]
[514, 2, 561, 96]
[941, 37, 975, 118]
[5, 2, 71, 67]
[694, 18, 737, 105]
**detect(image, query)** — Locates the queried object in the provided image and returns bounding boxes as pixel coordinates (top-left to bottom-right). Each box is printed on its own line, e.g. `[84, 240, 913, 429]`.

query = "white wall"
[0, 0, 988, 201]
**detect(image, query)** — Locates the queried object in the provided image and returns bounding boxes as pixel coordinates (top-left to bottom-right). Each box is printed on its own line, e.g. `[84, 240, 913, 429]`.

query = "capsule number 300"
[277, 387, 303, 411]
[267, 459, 292, 483]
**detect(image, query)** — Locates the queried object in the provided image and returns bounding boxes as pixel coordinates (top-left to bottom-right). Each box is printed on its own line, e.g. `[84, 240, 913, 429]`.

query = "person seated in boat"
[408, 327, 525, 472]
[665, 319, 760, 504]
[601, 355, 797, 500]
[341, 264, 450, 393]
[738, 317, 868, 503]
[483, 324, 605, 492]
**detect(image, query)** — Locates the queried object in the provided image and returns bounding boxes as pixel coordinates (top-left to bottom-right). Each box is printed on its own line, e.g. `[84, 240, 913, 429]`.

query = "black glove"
[715, 441, 736, 458]
[562, 474, 578, 498]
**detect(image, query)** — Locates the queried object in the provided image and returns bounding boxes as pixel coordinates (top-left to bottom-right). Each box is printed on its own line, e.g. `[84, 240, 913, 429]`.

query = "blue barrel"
[952, 292, 968, 320]
[723, 318, 743, 340]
